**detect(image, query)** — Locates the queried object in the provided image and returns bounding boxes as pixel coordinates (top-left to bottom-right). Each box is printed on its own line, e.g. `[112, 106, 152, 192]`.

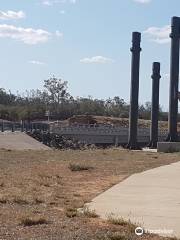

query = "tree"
[0, 88, 16, 105]
[44, 76, 69, 104]
[105, 97, 128, 117]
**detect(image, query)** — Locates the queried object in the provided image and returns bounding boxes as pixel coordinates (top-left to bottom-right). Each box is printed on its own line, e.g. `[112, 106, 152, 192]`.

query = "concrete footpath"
[0, 132, 50, 150]
[87, 161, 180, 238]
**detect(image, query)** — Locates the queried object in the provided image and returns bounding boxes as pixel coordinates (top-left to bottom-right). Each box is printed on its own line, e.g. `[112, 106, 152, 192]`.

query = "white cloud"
[29, 60, 46, 65]
[0, 10, 25, 20]
[144, 25, 170, 44]
[42, 0, 53, 6]
[0, 24, 51, 44]
[80, 56, 114, 64]
[41, 0, 76, 6]
[133, 0, 151, 3]
[55, 30, 63, 37]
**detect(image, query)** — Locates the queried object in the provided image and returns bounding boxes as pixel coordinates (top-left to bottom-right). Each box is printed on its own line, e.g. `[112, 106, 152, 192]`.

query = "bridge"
[50, 123, 169, 146]
[1, 120, 179, 146]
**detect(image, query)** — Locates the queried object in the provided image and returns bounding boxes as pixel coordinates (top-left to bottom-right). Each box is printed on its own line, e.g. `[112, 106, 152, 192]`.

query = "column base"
[126, 142, 141, 150]
[147, 141, 157, 149]
[166, 134, 178, 142]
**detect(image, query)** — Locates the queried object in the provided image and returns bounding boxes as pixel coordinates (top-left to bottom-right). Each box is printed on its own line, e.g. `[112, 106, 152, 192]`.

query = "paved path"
[87, 161, 180, 238]
[0, 132, 50, 150]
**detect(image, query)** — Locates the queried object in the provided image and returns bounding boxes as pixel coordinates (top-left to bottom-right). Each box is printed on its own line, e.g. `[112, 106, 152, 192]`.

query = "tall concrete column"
[1, 120, 4, 132]
[21, 120, 24, 132]
[168, 16, 180, 142]
[149, 62, 161, 148]
[127, 32, 142, 149]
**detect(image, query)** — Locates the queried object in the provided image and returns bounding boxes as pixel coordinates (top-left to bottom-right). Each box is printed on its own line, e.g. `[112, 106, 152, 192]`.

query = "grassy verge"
[0, 148, 179, 239]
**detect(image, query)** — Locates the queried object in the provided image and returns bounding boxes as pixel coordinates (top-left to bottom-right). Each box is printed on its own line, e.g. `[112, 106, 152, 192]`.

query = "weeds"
[107, 214, 136, 233]
[82, 207, 99, 218]
[0, 195, 7, 204]
[69, 163, 93, 171]
[66, 207, 78, 218]
[107, 232, 131, 240]
[20, 216, 48, 226]
[13, 196, 29, 205]
[34, 197, 44, 204]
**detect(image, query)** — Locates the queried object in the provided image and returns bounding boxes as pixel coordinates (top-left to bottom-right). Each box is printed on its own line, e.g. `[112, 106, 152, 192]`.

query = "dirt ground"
[0, 148, 179, 240]
[55, 115, 180, 131]
[0, 132, 51, 150]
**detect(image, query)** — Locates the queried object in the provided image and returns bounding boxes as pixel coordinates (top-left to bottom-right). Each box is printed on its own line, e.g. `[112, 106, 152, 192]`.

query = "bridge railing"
[1, 120, 179, 144]
[50, 123, 171, 143]
[0, 120, 49, 132]
[51, 123, 168, 134]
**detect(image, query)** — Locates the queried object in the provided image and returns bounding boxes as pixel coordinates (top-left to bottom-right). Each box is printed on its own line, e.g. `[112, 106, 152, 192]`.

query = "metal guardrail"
[0, 121, 49, 132]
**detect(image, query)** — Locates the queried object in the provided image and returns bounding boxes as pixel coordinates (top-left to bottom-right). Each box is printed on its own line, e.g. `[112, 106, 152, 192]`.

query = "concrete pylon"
[127, 32, 142, 150]
[168, 16, 180, 142]
[149, 62, 161, 149]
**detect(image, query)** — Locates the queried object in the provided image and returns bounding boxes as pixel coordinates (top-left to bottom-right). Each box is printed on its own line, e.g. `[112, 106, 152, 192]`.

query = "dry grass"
[0, 148, 179, 239]
[69, 162, 94, 171]
[107, 214, 138, 235]
[108, 215, 134, 227]
[82, 207, 99, 218]
[0, 194, 8, 204]
[66, 115, 180, 131]
[20, 215, 48, 226]
[66, 207, 78, 218]
[104, 232, 131, 240]
[13, 195, 30, 205]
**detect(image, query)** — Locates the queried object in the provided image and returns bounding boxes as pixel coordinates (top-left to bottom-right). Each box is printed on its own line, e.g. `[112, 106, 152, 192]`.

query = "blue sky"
[0, 0, 179, 110]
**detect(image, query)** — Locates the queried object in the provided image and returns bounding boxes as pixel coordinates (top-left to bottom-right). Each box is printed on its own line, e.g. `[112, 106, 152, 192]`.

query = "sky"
[0, 0, 180, 110]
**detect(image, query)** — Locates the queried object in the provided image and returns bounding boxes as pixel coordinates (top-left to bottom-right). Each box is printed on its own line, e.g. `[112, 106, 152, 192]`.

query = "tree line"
[0, 76, 168, 122]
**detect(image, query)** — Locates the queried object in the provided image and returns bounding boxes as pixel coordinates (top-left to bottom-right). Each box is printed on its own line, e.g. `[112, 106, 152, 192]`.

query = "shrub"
[20, 216, 48, 226]
[82, 207, 99, 218]
[69, 163, 93, 172]
[66, 207, 78, 218]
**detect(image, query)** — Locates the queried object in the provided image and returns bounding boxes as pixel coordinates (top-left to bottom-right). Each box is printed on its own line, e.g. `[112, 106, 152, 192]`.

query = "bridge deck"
[0, 132, 51, 150]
